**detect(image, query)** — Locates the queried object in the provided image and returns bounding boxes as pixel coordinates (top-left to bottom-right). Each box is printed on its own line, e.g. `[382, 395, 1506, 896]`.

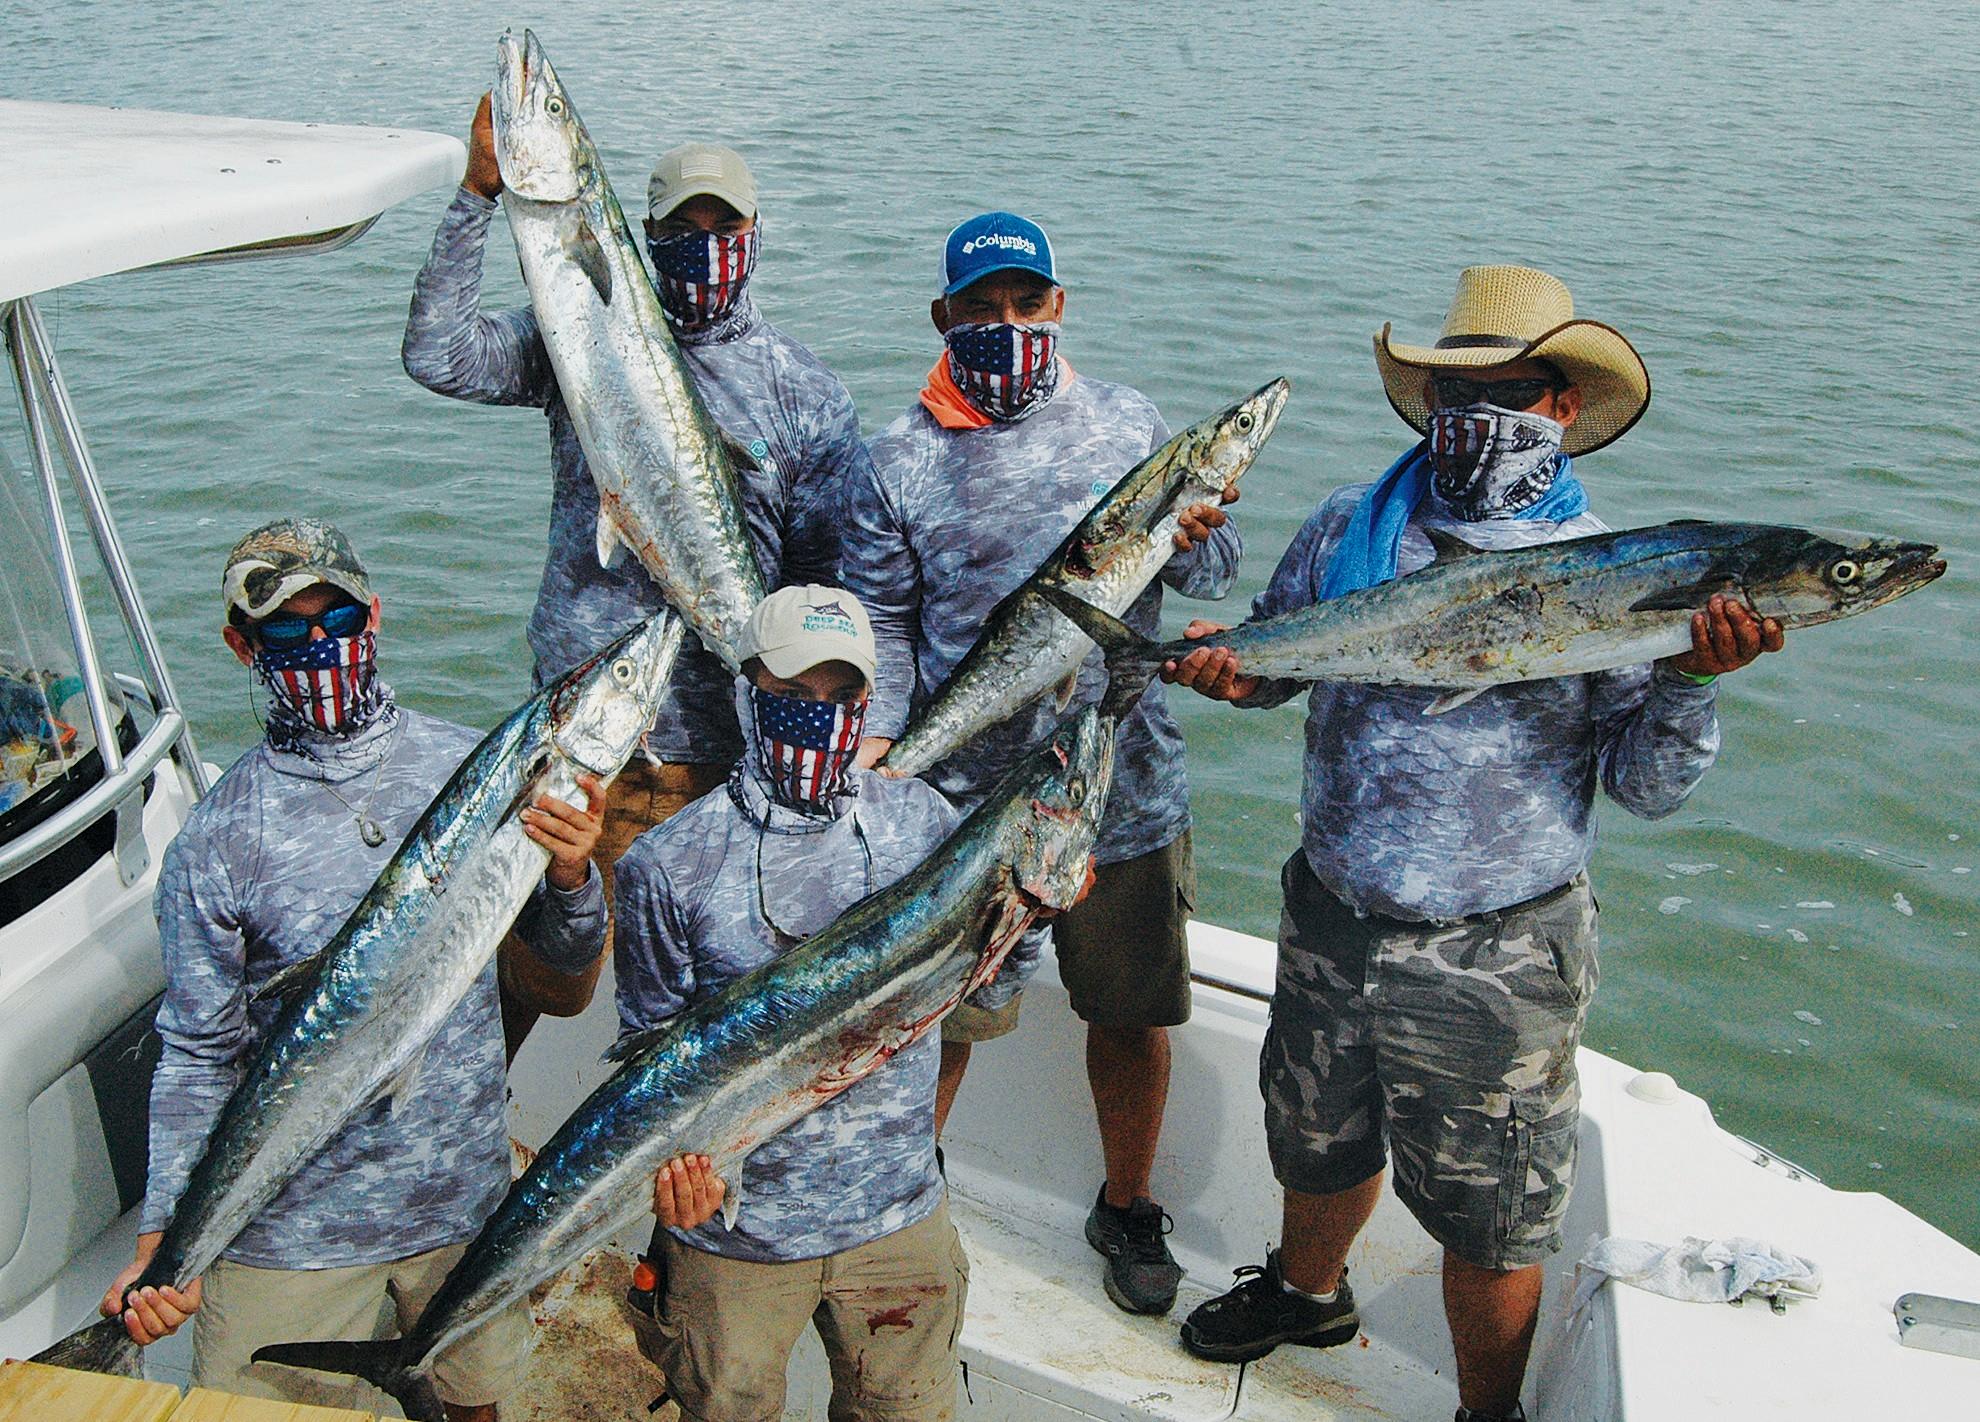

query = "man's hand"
[465, 93, 503, 200]
[1666, 594, 1785, 678]
[652, 1155, 726, 1230]
[100, 1233, 201, 1345]
[524, 773, 607, 891]
[1161, 620, 1261, 702]
[855, 736, 895, 772]
[1172, 484, 1242, 552]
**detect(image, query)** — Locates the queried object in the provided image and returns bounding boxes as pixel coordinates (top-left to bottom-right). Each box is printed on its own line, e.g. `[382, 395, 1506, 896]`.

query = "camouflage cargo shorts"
[1261, 851, 1599, 1270]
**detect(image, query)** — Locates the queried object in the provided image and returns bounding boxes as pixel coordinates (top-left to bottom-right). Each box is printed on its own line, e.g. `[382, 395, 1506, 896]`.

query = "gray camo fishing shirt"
[1244, 480, 1721, 923]
[613, 691, 1042, 1263]
[141, 700, 605, 1269]
[403, 188, 871, 762]
[844, 378, 1241, 863]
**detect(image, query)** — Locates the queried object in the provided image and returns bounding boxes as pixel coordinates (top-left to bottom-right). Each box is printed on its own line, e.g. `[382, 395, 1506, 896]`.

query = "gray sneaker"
[1179, 1249, 1358, 1363]
[1084, 1186, 1185, 1315]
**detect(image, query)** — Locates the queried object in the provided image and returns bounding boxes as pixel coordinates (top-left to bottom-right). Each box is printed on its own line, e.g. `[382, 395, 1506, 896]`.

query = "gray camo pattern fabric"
[1264, 850, 1596, 1268]
[613, 687, 1042, 1263]
[843, 378, 1240, 864]
[1243, 475, 1722, 922]
[402, 188, 871, 762]
[143, 698, 605, 1268]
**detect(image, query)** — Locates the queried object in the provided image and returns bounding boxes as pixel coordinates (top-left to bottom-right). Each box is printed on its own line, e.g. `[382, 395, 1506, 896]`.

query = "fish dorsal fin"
[717, 427, 763, 473]
[718, 1158, 747, 1231]
[566, 222, 613, 305]
[595, 510, 628, 570]
[1423, 527, 1482, 562]
[1421, 687, 1487, 716]
[250, 950, 328, 1009]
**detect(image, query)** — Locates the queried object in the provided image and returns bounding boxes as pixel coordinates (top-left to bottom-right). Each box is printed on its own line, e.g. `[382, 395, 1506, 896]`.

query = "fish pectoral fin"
[1627, 580, 1738, 613]
[566, 221, 614, 305]
[716, 426, 763, 473]
[602, 1024, 671, 1065]
[595, 510, 629, 570]
[372, 1051, 428, 1116]
[718, 1162, 747, 1231]
[1423, 527, 1483, 562]
[1051, 669, 1080, 711]
[1421, 688, 1486, 716]
[250, 951, 328, 1009]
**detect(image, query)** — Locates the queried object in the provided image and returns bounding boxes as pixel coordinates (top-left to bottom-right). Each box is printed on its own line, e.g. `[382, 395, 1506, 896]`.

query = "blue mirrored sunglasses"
[253, 601, 368, 650]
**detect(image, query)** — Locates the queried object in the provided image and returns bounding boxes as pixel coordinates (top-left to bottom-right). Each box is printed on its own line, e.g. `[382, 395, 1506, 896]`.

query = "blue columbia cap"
[940, 211, 1058, 296]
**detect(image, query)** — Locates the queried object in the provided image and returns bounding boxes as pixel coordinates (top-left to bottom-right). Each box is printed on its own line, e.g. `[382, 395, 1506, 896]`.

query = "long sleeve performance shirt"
[842, 378, 1241, 865]
[402, 187, 873, 763]
[140, 703, 605, 1269]
[1244, 482, 1722, 923]
[613, 710, 1041, 1263]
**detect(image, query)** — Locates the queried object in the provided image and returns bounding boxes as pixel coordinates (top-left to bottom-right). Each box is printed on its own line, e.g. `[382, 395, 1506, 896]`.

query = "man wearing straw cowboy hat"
[1166, 266, 1783, 1421]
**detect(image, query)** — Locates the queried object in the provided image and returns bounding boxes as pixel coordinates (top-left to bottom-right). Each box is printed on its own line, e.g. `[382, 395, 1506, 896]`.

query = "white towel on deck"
[1571, 1235, 1823, 1318]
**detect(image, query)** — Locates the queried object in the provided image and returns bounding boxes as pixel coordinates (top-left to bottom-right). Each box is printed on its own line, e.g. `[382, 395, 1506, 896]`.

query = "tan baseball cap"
[647, 142, 758, 223]
[737, 586, 877, 687]
[221, 517, 374, 620]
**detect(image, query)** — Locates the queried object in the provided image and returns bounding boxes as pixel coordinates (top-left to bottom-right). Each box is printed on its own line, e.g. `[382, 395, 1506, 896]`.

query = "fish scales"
[886, 378, 1287, 777]
[493, 30, 764, 671]
[254, 706, 1115, 1419]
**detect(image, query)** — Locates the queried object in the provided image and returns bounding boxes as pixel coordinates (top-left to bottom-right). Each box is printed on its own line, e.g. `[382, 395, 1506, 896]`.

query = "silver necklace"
[317, 716, 403, 847]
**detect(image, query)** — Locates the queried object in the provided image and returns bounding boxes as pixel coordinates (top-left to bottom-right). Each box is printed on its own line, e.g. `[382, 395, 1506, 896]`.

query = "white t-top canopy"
[0, 100, 466, 303]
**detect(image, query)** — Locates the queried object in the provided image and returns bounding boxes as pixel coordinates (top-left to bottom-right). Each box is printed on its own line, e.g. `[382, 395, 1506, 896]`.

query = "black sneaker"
[1084, 1186, 1186, 1315]
[1178, 1249, 1358, 1363]
[1454, 1408, 1526, 1422]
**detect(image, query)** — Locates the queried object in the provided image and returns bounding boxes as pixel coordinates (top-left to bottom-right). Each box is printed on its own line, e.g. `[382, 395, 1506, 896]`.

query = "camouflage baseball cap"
[220, 517, 374, 620]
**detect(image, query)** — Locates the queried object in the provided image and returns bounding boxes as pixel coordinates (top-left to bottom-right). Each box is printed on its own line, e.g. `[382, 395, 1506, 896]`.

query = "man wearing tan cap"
[1167, 267, 1783, 1422]
[611, 586, 1051, 1422]
[404, 98, 874, 1052]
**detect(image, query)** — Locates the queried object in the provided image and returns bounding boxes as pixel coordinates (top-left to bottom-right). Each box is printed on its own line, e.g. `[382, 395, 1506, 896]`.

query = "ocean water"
[7, 1, 1976, 1247]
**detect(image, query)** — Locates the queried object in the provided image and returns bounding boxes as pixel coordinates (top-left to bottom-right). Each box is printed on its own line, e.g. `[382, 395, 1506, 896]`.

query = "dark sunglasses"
[254, 601, 368, 650]
[1430, 375, 1564, 411]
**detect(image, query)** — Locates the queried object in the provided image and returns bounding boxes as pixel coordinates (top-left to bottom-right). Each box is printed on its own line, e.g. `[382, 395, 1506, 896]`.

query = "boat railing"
[1, 294, 208, 888]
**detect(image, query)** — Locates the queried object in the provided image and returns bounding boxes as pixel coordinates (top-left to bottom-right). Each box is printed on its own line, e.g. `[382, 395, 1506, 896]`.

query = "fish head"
[547, 612, 686, 777]
[1069, 378, 1287, 575]
[492, 29, 589, 202]
[1743, 529, 1946, 626]
[1011, 707, 1115, 911]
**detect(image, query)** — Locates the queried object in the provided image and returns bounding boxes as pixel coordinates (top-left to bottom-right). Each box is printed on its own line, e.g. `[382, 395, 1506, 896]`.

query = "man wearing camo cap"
[101, 518, 608, 1421]
[404, 97, 875, 1049]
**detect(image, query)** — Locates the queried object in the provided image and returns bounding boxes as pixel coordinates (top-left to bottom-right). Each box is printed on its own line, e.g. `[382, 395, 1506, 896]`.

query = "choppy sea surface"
[7, 2, 1976, 1246]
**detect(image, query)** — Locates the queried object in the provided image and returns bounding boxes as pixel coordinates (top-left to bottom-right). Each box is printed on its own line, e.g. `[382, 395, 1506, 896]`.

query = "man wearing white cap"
[404, 98, 874, 1051]
[611, 586, 1049, 1422]
[1168, 267, 1783, 1422]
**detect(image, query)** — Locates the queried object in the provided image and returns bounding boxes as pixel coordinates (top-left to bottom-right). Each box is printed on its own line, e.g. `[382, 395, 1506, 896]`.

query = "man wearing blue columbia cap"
[841, 210, 1243, 1317]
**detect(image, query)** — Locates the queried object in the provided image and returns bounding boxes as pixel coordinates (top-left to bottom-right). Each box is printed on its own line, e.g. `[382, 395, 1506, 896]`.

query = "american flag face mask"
[648, 225, 760, 331]
[255, 631, 381, 738]
[749, 686, 866, 811]
[946, 321, 1062, 422]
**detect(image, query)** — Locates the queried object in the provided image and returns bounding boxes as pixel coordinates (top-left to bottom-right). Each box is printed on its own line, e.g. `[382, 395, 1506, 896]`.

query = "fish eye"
[1830, 559, 1861, 585]
[611, 657, 637, 685]
[1235, 411, 1254, 433]
[546, 97, 565, 116]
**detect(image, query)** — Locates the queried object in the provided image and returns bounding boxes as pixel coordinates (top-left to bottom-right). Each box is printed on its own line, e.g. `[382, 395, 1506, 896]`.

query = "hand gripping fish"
[253, 706, 1116, 1420]
[885, 377, 1288, 777]
[36, 613, 683, 1376]
[492, 29, 765, 670]
[1043, 521, 1944, 710]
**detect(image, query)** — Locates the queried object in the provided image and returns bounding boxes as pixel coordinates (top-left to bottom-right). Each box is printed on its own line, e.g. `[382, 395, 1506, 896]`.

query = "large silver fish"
[492, 29, 765, 670]
[37, 613, 684, 1375]
[884, 378, 1288, 777]
[254, 706, 1115, 1420]
[1043, 521, 1945, 707]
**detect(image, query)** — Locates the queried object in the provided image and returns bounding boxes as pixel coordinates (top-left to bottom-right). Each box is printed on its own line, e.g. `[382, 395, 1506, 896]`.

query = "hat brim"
[1373, 318, 1650, 456]
[648, 181, 758, 223]
[224, 562, 373, 620]
[943, 260, 1061, 297]
[754, 644, 877, 690]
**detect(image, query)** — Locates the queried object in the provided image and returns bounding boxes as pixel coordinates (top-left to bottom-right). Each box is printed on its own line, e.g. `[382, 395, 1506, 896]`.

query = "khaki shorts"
[498, 759, 727, 1056]
[944, 830, 1195, 1042]
[649, 1198, 968, 1422]
[193, 1242, 533, 1412]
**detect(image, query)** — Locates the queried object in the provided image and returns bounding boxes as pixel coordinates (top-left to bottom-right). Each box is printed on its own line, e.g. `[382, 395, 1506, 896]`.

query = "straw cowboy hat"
[1374, 265, 1650, 456]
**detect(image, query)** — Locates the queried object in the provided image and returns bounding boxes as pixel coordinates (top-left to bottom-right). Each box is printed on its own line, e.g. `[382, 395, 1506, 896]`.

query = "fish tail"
[1035, 587, 1167, 717]
[251, 1337, 442, 1421]
[31, 1316, 142, 1376]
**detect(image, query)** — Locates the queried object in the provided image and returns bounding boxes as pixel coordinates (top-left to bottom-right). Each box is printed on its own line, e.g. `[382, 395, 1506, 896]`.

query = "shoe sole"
[1086, 1216, 1181, 1317]
[1178, 1316, 1360, 1364]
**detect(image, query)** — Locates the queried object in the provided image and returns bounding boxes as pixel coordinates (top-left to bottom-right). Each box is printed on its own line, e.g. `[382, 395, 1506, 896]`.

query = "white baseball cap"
[736, 586, 877, 687]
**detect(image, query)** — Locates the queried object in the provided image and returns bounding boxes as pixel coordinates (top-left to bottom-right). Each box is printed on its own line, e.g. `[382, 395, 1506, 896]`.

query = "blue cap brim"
[943, 260, 1061, 297]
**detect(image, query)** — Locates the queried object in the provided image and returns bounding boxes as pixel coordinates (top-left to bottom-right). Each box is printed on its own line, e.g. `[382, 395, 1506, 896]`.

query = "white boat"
[3, 100, 1976, 1421]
